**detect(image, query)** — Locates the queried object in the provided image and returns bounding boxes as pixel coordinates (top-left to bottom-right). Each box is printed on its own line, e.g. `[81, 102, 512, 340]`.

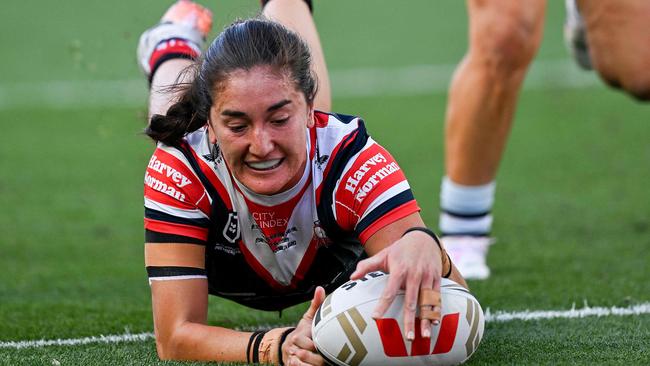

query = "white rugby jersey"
[144, 111, 419, 310]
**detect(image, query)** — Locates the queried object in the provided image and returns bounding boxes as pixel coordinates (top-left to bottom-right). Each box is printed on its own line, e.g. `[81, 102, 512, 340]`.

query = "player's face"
[208, 65, 314, 195]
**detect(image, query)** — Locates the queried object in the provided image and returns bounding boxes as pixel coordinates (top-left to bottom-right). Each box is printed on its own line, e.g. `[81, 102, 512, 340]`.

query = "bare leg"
[147, 0, 331, 119]
[578, 0, 650, 101]
[263, 0, 331, 112]
[440, 0, 546, 279]
[148, 59, 194, 119]
[139, 0, 212, 120]
[446, 0, 546, 184]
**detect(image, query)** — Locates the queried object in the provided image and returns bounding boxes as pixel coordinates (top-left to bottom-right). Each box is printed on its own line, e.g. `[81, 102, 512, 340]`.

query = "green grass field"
[1, 1, 649, 365]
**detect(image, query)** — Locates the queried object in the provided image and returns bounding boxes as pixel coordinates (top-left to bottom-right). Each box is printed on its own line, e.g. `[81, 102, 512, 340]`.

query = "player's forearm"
[155, 321, 251, 362]
[156, 321, 294, 364]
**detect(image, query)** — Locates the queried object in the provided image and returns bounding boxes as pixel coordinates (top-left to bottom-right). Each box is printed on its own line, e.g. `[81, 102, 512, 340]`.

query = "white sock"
[438, 176, 495, 236]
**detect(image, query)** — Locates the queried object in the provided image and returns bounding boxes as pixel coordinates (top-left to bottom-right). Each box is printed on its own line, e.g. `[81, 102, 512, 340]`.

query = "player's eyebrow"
[221, 110, 246, 118]
[221, 100, 291, 117]
[267, 99, 291, 112]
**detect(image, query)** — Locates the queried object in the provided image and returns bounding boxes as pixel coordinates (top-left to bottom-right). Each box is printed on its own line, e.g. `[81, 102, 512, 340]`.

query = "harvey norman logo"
[144, 173, 186, 202]
[344, 153, 400, 203]
[148, 155, 192, 188]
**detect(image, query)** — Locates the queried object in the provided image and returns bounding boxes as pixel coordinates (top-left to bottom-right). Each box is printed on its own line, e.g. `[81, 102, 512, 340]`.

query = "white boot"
[137, 0, 213, 78]
[442, 236, 494, 280]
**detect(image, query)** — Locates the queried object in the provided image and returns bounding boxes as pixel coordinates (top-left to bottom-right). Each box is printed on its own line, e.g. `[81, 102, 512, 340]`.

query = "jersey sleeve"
[333, 138, 420, 243]
[144, 145, 212, 244]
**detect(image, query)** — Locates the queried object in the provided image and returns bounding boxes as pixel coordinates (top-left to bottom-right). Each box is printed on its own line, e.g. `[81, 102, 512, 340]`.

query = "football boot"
[442, 235, 494, 280]
[137, 0, 213, 79]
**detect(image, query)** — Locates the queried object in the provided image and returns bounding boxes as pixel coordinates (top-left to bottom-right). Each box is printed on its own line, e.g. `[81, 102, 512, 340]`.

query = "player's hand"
[282, 286, 326, 366]
[350, 230, 443, 340]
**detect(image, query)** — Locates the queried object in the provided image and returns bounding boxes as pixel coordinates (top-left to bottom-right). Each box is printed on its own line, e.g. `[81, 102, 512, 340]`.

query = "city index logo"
[344, 153, 400, 203]
[148, 155, 192, 188]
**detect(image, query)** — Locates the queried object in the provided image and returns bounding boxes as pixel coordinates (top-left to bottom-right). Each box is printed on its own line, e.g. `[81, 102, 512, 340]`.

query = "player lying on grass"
[139, 0, 475, 364]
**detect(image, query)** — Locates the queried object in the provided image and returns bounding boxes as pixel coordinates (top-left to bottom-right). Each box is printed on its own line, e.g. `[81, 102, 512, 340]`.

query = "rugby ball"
[312, 272, 484, 366]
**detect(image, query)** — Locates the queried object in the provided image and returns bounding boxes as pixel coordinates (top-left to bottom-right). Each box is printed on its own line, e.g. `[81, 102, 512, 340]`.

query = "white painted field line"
[484, 302, 650, 322]
[0, 323, 287, 350]
[0, 332, 155, 350]
[330, 59, 599, 98]
[0, 59, 600, 110]
[2, 302, 649, 350]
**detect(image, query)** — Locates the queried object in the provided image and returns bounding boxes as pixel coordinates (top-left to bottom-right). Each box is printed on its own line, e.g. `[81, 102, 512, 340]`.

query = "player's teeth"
[248, 159, 281, 170]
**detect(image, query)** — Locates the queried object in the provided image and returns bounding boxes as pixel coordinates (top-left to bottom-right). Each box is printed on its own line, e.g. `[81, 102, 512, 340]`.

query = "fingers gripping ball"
[418, 288, 442, 323]
[311, 272, 484, 366]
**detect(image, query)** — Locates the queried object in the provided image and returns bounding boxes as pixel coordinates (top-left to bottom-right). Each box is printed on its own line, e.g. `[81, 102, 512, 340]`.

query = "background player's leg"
[564, 0, 591, 70]
[440, 0, 546, 279]
[139, 1, 213, 119]
[577, 0, 650, 101]
[149, 59, 195, 118]
[262, 0, 331, 112]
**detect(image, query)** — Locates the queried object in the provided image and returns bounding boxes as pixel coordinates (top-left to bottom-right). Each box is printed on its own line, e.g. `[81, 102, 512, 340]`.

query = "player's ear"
[306, 103, 315, 128]
[207, 117, 217, 144]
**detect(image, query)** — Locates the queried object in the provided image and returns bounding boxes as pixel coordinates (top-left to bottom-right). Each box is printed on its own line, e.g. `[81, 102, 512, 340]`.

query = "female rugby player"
[138, 1, 469, 364]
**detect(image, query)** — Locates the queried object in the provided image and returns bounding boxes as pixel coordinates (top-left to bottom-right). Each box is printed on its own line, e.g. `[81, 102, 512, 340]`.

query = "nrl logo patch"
[223, 211, 240, 243]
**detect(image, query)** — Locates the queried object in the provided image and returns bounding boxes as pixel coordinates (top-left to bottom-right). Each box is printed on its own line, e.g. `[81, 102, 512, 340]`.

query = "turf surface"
[1, 0, 649, 365]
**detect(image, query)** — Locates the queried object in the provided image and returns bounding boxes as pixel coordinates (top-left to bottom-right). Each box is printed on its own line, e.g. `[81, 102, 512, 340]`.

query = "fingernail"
[371, 311, 380, 318]
[423, 329, 431, 338]
[433, 319, 440, 326]
[406, 331, 414, 341]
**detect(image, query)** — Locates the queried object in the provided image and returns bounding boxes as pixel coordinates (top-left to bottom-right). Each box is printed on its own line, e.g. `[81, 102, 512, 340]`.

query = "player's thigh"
[578, 0, 650, 99]
[466, 0, 546, 67]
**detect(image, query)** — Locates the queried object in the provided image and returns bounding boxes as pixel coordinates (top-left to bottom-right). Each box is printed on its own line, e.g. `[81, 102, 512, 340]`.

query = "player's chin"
[238, 171, 291, 195]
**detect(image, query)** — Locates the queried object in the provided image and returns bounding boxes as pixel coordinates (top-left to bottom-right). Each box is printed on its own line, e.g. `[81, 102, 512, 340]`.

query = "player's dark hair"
[145, 18, 317, 145]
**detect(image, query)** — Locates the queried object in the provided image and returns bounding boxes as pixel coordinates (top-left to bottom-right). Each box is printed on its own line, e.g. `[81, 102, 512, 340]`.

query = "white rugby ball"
[312, 272, 484, 366]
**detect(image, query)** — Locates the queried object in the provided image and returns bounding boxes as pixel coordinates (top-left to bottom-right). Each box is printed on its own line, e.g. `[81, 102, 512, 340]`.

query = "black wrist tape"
[247, 331, 264, 364]
[403, 227, 452, 278]
[403, 227, 442, 248]
[278, 327, 296, 365]
[252, 330, 267, 364]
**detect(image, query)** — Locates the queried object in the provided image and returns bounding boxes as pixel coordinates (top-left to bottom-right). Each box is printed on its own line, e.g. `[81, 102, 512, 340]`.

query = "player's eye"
[271, 117, 289, 126]
[228, 124, 247, 133]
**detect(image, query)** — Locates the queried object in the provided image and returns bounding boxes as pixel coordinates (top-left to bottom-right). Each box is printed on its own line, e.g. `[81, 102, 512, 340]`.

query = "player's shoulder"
[314, 110, 363, 129]
[144, 139, 206, 207]
[147, 142, 193, 175]
[146, 127, 208, 176]
[312, 111, 368, 154]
